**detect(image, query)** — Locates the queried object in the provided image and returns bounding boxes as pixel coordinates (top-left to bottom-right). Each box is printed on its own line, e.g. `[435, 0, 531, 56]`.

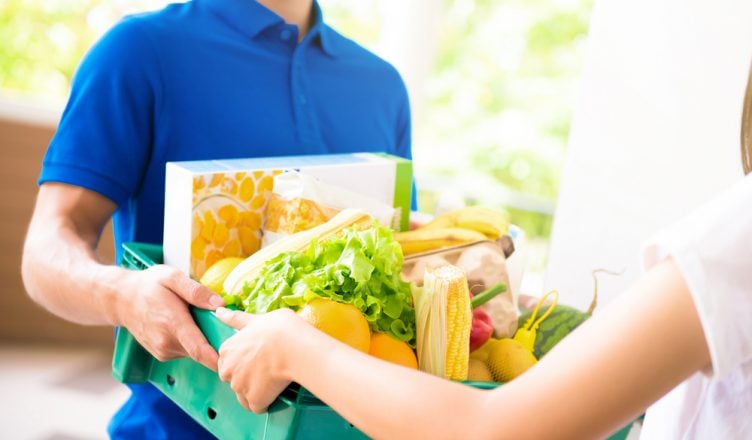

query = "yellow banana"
[423, 206, 509, 240]
[394, 227, 488, 256]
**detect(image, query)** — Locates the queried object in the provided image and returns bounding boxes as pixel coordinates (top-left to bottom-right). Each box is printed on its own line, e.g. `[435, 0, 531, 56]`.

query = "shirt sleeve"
[39, 16, 162, 206]
[642, 174, 752, 380]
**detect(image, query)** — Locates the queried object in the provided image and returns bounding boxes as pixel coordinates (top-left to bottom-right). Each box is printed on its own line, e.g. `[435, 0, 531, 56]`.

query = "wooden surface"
[1, 117, 115, 347]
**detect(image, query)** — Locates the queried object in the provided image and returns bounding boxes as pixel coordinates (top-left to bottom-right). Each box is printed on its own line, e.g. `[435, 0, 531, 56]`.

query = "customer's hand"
[117, 264, 224, 371]
[216, 308, 301, 413]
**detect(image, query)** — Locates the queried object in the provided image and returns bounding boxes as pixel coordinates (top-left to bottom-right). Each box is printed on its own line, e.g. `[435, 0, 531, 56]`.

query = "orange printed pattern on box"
[190, 170, 282, 278]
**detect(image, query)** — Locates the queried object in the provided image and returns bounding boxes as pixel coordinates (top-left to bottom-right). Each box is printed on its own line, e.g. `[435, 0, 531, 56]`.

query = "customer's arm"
[217, 258, 710, 439]
[22, 183, 222, 370]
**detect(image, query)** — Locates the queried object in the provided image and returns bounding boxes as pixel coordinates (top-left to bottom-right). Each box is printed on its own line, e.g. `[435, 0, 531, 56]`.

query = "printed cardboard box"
[164, 153, 412, 279]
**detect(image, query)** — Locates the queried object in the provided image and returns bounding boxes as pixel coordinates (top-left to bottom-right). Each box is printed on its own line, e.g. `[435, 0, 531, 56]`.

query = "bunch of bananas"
[394, 206, 509, 256]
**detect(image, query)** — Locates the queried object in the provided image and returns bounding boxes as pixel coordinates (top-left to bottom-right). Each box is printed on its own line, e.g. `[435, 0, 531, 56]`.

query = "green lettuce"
[229, 223, 416, 346]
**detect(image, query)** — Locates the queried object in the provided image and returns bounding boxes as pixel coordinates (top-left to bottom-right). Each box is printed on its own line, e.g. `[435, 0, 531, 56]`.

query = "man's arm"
[22, 183, 222, 370]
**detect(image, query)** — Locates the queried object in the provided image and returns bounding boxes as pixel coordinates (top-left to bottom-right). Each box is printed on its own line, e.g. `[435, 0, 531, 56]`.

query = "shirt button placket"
[291, 51, 315, 146]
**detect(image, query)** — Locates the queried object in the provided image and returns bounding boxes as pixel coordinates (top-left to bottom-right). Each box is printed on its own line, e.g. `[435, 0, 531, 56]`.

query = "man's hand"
[216, 308, 300, 413]
[118, 264, 224, 371]
[22, 183, 223, 370]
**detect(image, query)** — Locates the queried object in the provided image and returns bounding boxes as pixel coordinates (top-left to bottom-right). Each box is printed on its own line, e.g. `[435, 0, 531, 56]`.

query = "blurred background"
[0, 1, 593, 437]
[1, 0, 594, 280]
[10, 0, 751, 439]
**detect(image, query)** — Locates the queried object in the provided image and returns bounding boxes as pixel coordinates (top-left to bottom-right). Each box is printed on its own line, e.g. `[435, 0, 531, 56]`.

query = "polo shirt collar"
[309, 1, 340, 57]
[202, 0, 341, 57]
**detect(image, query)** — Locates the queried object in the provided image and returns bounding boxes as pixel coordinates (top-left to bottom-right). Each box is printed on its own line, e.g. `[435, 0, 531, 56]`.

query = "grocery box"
[164, 153, 413, 279]
[113, 242, 495, 439]
[113, 242, 637, 440]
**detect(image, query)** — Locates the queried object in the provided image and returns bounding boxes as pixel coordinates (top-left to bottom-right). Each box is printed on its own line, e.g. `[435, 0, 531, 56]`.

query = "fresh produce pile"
[393, 206, 509, 256]
[517, 298, 592, 359]
[468, 276, 607, 383]
[223, 216, 416, 345]
[200, 204, 598, 385]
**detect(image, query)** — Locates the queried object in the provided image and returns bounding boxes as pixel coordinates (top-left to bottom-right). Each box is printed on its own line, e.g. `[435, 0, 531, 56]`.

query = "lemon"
[469, 338, 499, 363]
[199, 257, 244, 294]
[467, 358, 494, 382]
[486, 338, 537, 382]
[298, 298, 371, 353]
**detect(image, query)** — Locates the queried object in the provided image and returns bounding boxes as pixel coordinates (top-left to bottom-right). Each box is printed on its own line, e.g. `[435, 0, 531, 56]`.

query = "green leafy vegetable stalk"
[225, 223, 416, 346]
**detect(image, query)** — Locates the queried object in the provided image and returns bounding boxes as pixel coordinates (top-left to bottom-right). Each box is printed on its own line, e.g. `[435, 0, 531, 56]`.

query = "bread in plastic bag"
[262, 171, 398, 247]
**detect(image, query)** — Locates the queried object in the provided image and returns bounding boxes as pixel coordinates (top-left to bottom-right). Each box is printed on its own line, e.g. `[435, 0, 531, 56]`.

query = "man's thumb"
[216, 307, 253, 329]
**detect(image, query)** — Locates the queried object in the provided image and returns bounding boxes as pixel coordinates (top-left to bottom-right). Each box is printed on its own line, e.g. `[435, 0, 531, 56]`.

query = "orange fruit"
[298, 299, 371, 353]
[368, 332, 418, 369]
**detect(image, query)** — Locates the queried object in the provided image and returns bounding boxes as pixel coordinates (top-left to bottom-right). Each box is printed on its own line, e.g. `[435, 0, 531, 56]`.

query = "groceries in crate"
[298, 297, 419, 368]
[464, 291, 558, 382]
[412, 265, 473, 380]
[262, 172, 399, 247]
[470, 308, 494, 352]
[222, 209, 373, 298]
[198, 257, 244, 294]
[419, 206, 510, 240]
[402, 239, 518, 339]
[221, 209, 416, 346]
[516, 269, 616, 359]
[369, 332, 419, 369]
[468, 284, 508, 351]
[163, 153, 413, 279]
[298, 298, 372, 353]
[393, 206, 510, 256]
[200, 204, 526, 383]
[518, 298, 592, 360]
[512, 290, 560, 353]
[467, 358, 494, 381]
[394, 227, 487, 256]
[486, 338, 538, 382]
[298, 311, 420, 370]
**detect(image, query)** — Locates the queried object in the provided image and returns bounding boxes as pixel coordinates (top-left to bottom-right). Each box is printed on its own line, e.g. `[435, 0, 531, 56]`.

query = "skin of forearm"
[22, 205, 127, 327]
[484, 258, 710, 439]
[21, 183, 133, 325]
[282, 259, 709, 440]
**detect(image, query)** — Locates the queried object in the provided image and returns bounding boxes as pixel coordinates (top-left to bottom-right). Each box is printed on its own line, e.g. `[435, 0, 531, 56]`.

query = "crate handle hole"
[207, 408, 217, 420]
[166, 375, 175, 386]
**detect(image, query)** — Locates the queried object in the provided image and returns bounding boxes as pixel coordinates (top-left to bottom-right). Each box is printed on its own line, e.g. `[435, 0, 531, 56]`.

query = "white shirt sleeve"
[642, 174, 752, 380]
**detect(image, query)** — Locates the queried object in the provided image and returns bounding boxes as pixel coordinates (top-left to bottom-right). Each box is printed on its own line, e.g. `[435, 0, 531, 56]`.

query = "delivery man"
[21, 0, 412, 437]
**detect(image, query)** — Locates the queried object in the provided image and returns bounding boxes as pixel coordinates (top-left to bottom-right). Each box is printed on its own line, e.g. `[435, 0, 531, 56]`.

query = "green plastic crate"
[112, 242, 637, 440]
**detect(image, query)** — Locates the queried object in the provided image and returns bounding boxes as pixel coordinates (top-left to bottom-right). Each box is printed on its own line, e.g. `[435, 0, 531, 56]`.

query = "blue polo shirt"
[39, 0, 412, 438]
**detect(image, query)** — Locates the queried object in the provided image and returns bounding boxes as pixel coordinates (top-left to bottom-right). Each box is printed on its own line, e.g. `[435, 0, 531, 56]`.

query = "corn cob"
[413, 265, 472, 380]
[222, 208, 373, 296]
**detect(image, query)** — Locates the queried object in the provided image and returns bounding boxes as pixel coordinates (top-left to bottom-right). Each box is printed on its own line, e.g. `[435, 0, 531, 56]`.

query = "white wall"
[545, 0, 752, 309]
[375, 0, 442, 125]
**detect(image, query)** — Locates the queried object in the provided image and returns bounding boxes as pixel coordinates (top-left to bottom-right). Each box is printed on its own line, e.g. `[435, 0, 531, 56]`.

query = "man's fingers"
[174, 315, 219, 371]
[216, 307, 254, 329]
[159, 265, 224, 309]
[235, 390, 251, 411]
